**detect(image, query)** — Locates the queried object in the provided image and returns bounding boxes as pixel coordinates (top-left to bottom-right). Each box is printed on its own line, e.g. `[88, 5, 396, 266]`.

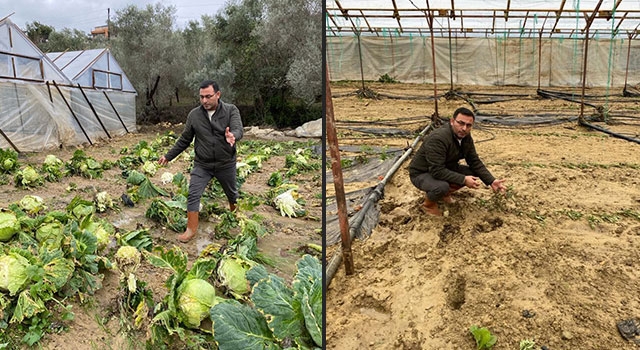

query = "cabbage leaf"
[210, 302, 280, 350]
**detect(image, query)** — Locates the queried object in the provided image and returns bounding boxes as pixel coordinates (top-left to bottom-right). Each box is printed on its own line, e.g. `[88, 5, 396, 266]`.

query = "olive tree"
[110, 3, 186, 120]
[257, 0, 322, 104]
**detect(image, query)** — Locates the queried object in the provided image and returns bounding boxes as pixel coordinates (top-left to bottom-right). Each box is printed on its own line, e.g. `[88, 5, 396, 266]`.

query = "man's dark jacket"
[409, 122, 494, 186]
[165, 100, 243, 170]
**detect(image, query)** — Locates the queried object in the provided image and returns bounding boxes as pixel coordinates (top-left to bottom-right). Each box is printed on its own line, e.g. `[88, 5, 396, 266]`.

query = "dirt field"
[0, 124, 321, 349]
[326, 82, 640, 349]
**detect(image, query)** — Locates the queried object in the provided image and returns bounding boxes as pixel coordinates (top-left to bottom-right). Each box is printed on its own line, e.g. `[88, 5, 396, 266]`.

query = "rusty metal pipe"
[326, 64, 355, 276]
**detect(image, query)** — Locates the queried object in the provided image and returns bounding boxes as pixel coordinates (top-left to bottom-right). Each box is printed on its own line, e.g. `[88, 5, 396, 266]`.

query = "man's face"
[450, 113, 474, 139]
[199, 86, 220, 111]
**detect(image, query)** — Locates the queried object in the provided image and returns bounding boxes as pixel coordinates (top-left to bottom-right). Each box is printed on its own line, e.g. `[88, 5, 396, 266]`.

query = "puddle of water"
[359, 307, 391, 321]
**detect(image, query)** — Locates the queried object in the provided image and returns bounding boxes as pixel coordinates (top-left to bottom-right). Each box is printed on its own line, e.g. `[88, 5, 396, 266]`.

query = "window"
[93, 69, 123, 90]
[0, 52, 43, 81]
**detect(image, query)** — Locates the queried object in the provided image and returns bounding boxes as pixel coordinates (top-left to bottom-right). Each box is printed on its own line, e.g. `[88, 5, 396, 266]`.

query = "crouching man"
[409, 107, 506, 216]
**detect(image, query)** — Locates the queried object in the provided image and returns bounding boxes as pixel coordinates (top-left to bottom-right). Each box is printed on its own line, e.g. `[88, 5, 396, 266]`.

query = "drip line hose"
[579, 120, 640, 144]
[325, 123, 434, 288]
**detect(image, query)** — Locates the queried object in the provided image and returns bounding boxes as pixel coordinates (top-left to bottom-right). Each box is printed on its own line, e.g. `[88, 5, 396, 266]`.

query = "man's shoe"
[178, 211, 199, 242]
[421, 198, 442, 216]
[443, 195, 455, 204]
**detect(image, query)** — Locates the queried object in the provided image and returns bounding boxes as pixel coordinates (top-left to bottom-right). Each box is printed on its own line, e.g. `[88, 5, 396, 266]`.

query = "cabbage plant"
[0, 251, 32, 295]
[19, 195, 46, 215]
[177, 278, 220, 328]
[211, 255, 323, 349]
[0, 211, 20, 242]
[41, 154, 67, 181]
[14, 166, 44, 188]
[144, 246, 219, 336]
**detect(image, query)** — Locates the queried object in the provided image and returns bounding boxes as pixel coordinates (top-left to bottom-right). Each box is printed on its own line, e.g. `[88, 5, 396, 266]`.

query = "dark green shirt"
[165, 100, 243, 169]
[409, 122, 495, 186]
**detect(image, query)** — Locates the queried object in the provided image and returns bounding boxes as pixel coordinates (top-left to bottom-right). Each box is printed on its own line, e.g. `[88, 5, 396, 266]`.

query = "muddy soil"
[0, 123, 321, 349]
[326, 82, 640, 349]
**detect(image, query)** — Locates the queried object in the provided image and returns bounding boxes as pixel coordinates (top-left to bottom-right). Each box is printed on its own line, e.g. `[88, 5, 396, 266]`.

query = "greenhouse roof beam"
[327, 2, 640, 38]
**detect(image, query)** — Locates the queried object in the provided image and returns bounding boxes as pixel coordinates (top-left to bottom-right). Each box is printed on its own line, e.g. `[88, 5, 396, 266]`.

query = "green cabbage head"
[0, 252, 31, 295]
[0, 212, 20, 242]
[19, 195, 45, 215]
[177, 278, 219, 328]
[36, 222, 64, 250]
[217, 255, 254, 298]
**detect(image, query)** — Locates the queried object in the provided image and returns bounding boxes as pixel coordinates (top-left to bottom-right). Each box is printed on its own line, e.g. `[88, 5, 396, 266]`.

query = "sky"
[1, 0, 227, 33]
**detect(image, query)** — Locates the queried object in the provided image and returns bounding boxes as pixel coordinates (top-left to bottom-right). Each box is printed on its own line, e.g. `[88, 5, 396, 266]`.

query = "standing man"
[159, 80, 243, 242]
[409, 107, 506, 216]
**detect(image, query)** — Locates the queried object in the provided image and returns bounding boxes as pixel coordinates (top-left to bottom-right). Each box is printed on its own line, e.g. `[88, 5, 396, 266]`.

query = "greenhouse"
[326, 1, 640, 349]
[0, 18, 136, 153]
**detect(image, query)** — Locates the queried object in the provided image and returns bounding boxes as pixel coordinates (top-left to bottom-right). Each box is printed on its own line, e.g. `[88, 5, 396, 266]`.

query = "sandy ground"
[326, 82, 640, 349]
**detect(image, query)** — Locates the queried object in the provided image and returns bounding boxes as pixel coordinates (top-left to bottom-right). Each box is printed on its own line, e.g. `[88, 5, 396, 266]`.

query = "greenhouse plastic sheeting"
[0, 81, 136, 152]
[327, 36, 640, 87]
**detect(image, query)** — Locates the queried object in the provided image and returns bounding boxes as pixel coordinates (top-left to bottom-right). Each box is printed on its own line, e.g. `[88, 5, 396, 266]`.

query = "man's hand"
[490, 178, 507, 193]
[225, 127, 235, 147]
[464, 176, 481, 189]
[158, 155, 168, 166]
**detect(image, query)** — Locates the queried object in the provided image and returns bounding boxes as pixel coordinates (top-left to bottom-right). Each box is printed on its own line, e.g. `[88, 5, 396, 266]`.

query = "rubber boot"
[229, 202, 236, 212]
[421, 197, 442, 216]
[443, 184, 462, 204]
[177, 211, 199, 242]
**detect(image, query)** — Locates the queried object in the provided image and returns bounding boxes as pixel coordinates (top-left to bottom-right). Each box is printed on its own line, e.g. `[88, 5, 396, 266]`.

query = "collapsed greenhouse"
[0, 17, 136, 153]
[326, 1, 640, 349]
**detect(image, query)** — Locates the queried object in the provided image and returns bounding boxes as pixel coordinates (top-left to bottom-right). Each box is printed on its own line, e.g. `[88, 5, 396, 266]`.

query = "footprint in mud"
[445, 273, 466, 310]
[437, 223, 460, 248]
[473, 216, 504, 234]
[353, 290, 391, 315]
[394, 322, 425, 350]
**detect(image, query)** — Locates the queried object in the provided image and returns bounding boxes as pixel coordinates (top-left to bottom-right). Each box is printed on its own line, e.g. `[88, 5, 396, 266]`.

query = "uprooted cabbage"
[177, 278, 220, 328]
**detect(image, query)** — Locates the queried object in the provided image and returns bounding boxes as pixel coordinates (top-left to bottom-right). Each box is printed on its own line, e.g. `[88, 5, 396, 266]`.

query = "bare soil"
[0, 123, 321, 349]
[326, 82, 640, 349]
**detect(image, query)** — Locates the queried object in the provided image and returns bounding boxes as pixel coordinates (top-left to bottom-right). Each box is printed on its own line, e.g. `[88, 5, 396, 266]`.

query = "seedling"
[469, 325, 497, 349]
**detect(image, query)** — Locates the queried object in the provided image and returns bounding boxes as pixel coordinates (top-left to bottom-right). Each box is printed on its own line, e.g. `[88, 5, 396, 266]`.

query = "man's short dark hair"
[453, 107, 475, 120]
[199, 80, 219, 92]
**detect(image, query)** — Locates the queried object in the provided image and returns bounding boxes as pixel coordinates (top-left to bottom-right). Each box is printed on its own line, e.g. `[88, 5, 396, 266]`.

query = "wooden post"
[325, 64, 354, 275]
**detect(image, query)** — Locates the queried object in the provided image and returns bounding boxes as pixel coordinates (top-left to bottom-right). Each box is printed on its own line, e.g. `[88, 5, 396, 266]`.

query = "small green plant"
[469, 325, 497, 349]
[378, 73, 398, 83]
[519, 338, 536, 350]
[340, 158, 354, 169]
[562, 209, 583, 220]
[380, 145, 390, 161]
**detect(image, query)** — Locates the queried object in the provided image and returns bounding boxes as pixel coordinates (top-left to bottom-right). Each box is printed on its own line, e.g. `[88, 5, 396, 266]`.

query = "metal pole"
[426, 5, 439, 120]
[77, 84, 111, 139]
[579, 28, 590, 123]
[537, 31, 543, 90]
[53, 81, 93, 145]
[447, 16, 453, 91]
[326, 123, 434, 287]
[325, 64, 354, 276]
[623, 33, 632, 92]
[103, 91, 130, 133]
[356, 31, 365, 92]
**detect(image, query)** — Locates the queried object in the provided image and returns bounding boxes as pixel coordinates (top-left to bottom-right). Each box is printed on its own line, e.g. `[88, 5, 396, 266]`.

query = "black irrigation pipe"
[336, 119, 426, 127]
[580, 120, 640, 145]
